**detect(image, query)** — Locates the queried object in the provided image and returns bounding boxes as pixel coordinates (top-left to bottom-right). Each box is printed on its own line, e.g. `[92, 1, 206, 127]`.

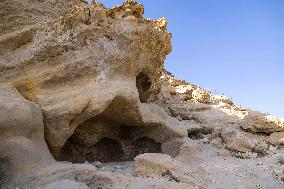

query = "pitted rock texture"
[0, 0, 283, 189]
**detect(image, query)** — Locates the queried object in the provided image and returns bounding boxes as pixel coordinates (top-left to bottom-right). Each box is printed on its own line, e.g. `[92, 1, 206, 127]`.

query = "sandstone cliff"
[0, 0, 283, 188]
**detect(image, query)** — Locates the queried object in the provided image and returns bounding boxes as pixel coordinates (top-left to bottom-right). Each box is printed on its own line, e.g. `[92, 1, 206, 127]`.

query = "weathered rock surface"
[0, 0, 182, 151]
[0, 0, 283, 188]
[268, 132, 284, 145]
[242, 111, 284, 133]
[133, 153, 182, 179]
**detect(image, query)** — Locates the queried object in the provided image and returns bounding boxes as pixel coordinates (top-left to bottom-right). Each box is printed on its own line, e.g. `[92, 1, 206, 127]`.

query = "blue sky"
[88, 0, 284, 118]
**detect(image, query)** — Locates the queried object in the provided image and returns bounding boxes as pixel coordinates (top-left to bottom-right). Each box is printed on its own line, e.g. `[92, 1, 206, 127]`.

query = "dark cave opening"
[132, 137, 161, 157]
[188, 132, 205, 140]
[188, 129, 213, 140]
[84, 138, 125, 163]
[136, 71, 152, 103]
[51, 124, 161, 163]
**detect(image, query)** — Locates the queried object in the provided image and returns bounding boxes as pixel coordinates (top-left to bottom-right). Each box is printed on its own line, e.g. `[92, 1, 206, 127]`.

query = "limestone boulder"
[133, 153, 182, 180]
[267, 132, 284, 145]
[220, 129, 257, 153]
[242, 111, 284, 133]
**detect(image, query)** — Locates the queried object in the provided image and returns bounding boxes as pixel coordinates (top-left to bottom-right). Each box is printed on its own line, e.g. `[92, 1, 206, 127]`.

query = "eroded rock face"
[0, 85, 54, 187]
[0, 0, 186, 151]
[0, 0, 283, 189]
[0, 0, 187, 188]
[0, 0, 87, 35]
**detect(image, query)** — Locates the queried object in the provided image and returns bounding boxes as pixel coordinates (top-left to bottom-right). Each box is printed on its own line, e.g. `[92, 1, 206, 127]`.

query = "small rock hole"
[136, 72, 152, 103]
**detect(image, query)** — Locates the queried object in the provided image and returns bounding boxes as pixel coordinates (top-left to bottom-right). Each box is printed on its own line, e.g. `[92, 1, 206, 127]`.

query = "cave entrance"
[51, 123, 161, 163]
[50, 137, 124, 163]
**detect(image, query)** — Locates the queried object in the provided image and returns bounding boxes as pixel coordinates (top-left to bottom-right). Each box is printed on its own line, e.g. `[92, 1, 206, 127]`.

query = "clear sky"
[88, 0, 284, 118]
